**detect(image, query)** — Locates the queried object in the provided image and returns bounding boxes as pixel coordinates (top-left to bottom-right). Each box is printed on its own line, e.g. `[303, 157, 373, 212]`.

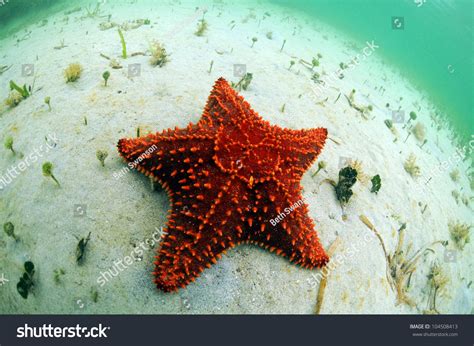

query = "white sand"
[0, 0, 472, 314]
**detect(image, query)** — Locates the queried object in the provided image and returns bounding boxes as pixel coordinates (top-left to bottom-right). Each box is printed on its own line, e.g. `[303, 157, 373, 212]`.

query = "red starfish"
[118, 78, 329, 292]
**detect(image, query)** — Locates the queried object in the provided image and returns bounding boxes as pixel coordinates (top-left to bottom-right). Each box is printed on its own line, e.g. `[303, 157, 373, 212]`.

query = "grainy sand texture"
[0, 0, 472, 314]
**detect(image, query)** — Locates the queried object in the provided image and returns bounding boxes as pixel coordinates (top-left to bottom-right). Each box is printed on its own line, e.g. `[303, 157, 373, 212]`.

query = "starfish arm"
[117, 125, 215, 187]
[199, 78, 263, 129]
[250, 181, 328, 268]
[154, 174, 249, 291]
[275, 127, 328, 177]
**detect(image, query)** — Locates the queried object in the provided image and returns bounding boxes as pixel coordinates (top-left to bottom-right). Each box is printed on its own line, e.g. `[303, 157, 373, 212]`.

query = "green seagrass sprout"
[4, 135, 15, 154]
[3, 221, 18, 240]
[9, 80, 30, 98]
[384, 119, 393, 129]
[311, 161, 326, 177]
[42, 161, 60, 186]
[251, 37, 258, 48]
[231, 73, 253, 91]
[118, 28, 127, 58]
[44, 96, 51, 111]
[102, 71, 110, 86]
[208, 60, 214, 74]
[404, 111, 417, 129]
[96, 149, 108, 167]
[54, 268, 65, 284]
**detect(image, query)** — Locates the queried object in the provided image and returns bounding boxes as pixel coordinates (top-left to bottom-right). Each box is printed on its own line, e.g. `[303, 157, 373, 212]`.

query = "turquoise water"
[272, 0, 473, 141]
[0, 0, 472, 140]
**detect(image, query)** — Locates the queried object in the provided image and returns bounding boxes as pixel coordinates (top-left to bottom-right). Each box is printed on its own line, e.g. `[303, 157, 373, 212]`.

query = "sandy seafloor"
[0, 0, 472, 314]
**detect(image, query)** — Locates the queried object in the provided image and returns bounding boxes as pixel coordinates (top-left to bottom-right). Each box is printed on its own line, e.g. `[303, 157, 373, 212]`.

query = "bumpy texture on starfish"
[118, 78, 329, 292]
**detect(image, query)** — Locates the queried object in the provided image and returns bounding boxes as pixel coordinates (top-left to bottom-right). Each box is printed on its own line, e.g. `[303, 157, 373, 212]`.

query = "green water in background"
[271, 0, 473, 141]
[1, 0, 472, 141]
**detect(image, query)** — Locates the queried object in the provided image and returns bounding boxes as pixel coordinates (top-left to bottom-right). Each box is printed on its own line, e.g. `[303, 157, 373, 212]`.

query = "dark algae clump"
[17, 261, 35, 299]
[76, 232, 91, 264]
[371, 174, 381, 194]
[335, 166, 357, 204]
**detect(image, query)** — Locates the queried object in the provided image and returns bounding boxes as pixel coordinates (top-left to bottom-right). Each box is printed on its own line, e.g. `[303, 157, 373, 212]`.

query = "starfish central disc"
[214, 120, 280, 186]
